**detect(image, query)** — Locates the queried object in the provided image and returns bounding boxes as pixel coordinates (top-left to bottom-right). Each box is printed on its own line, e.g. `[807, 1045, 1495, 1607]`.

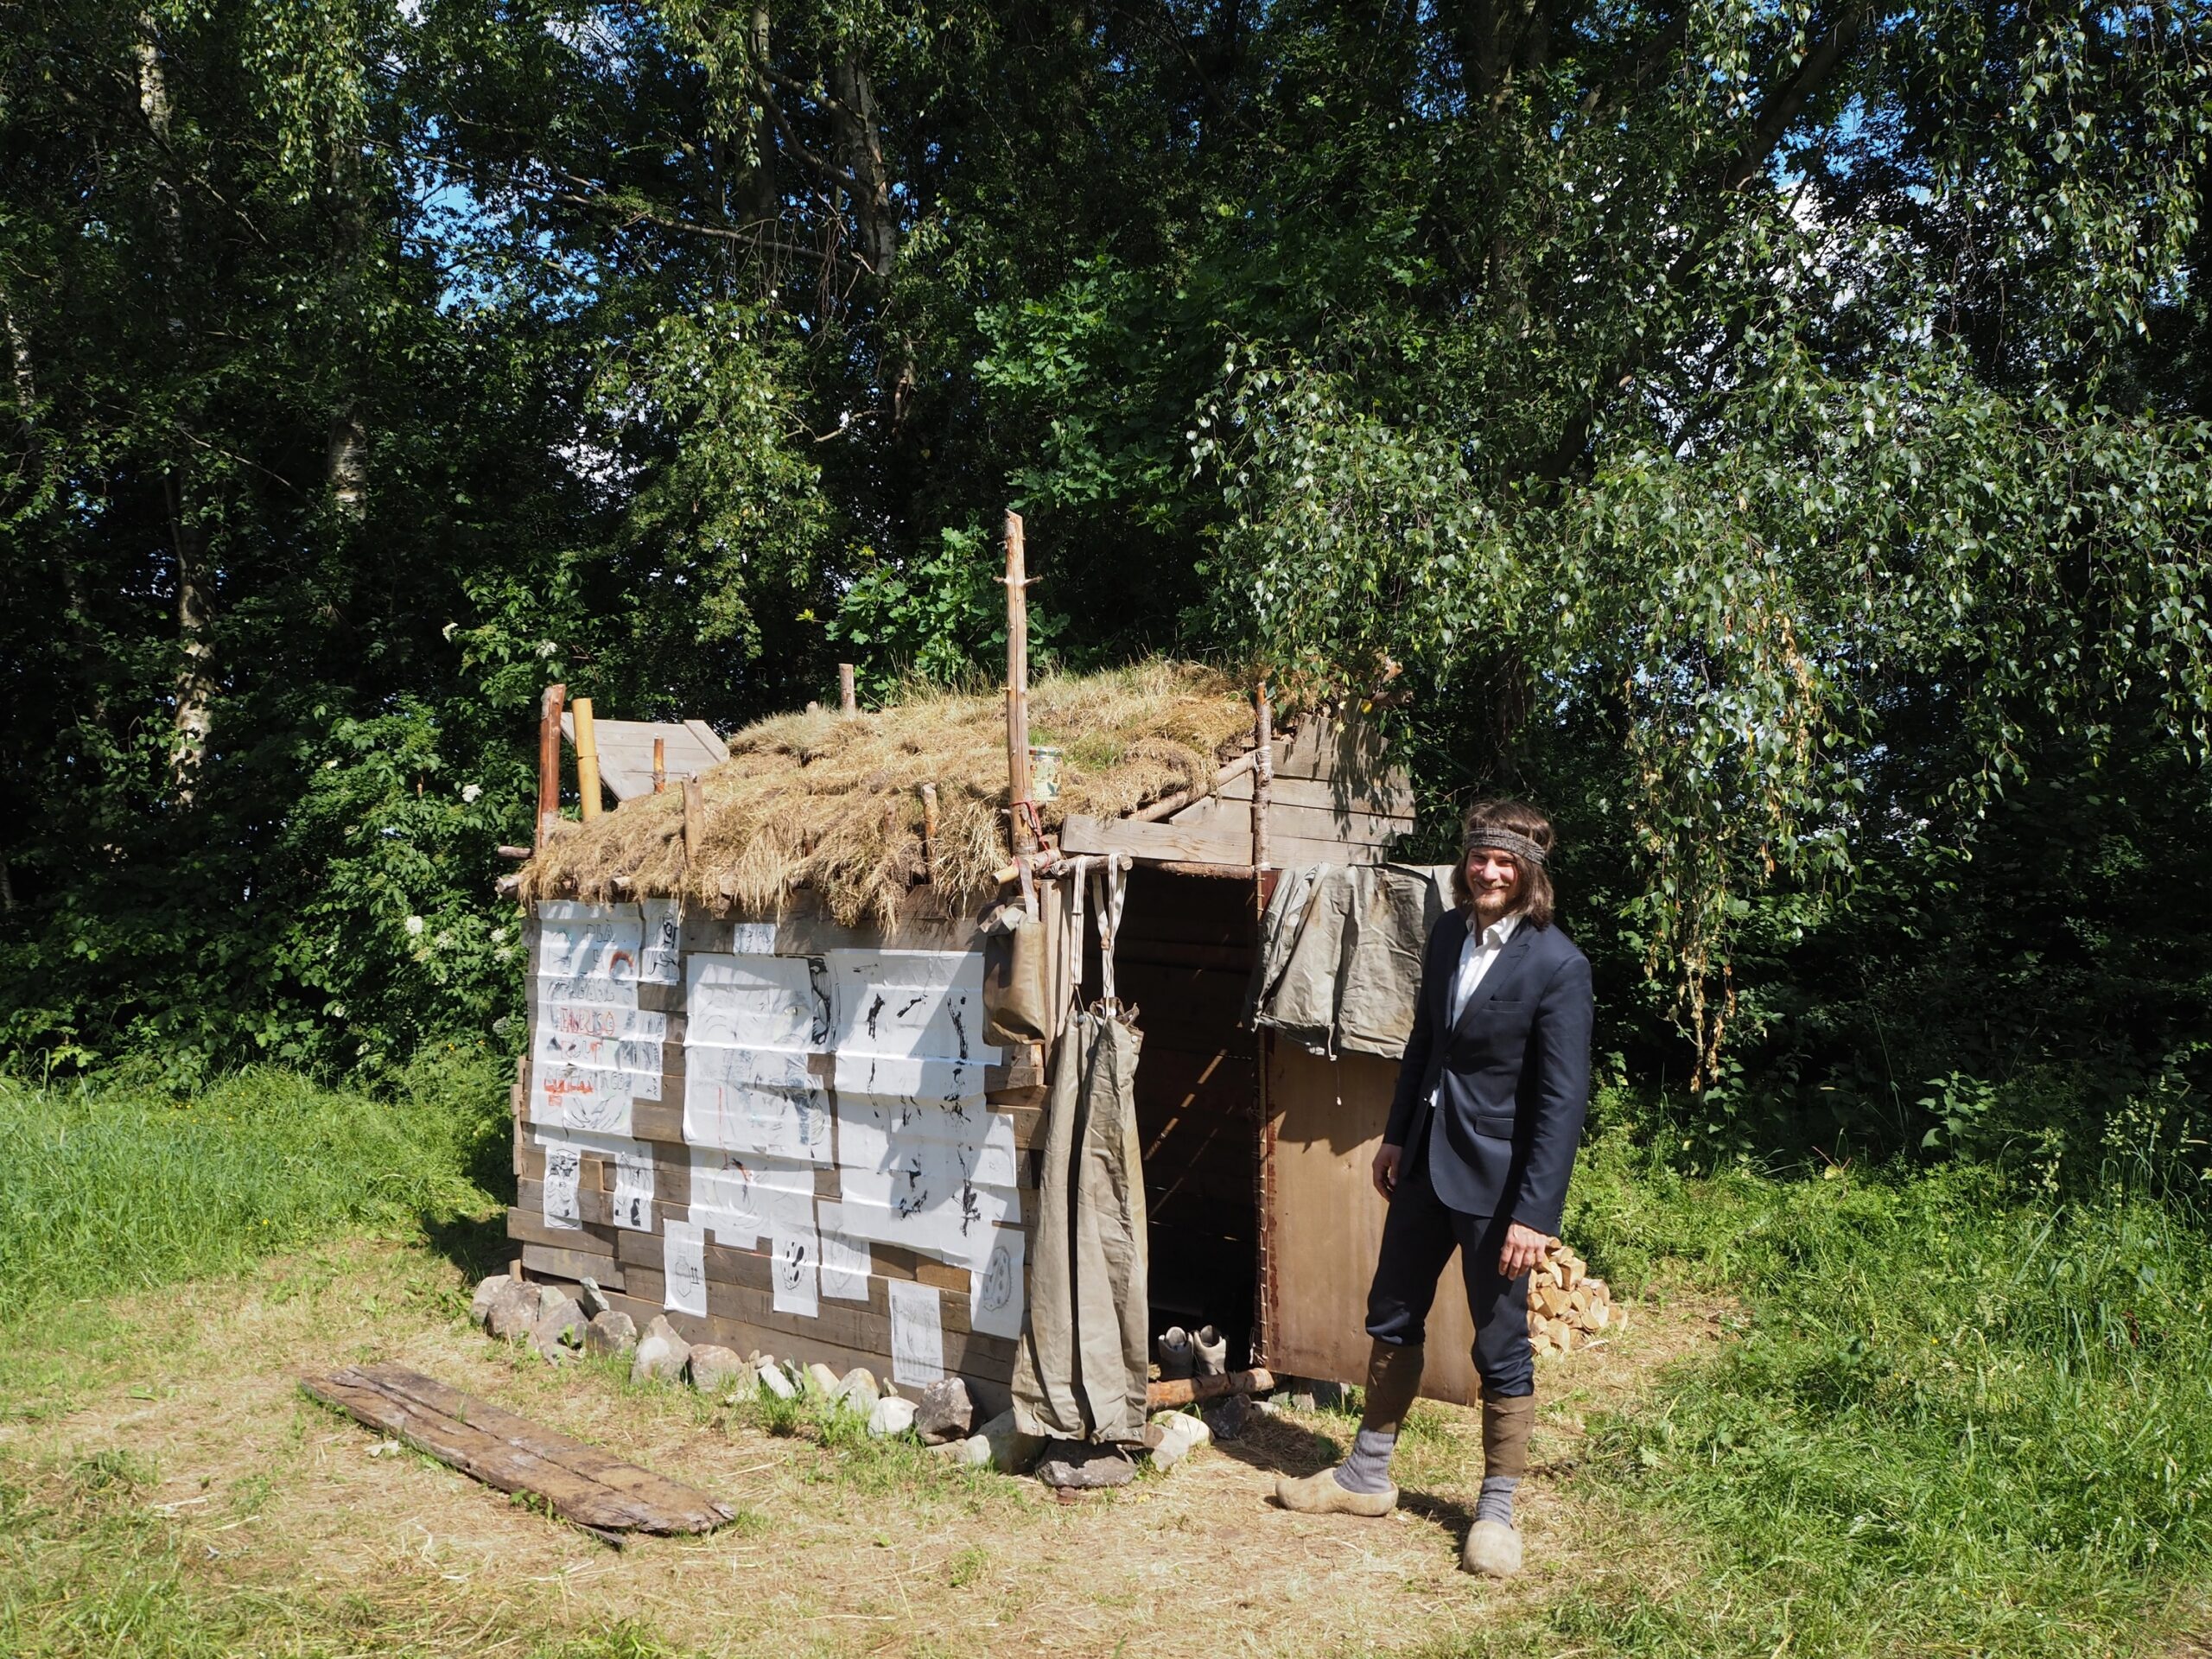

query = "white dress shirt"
[1448, 911, 1522, 1025]
[1429, 911, 1522, 1116]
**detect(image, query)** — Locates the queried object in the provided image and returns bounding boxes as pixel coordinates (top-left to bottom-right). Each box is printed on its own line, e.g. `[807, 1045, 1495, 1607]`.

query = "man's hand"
[1498, 1221, 1549, 1279]
[1371, 1143, 1402, 1201]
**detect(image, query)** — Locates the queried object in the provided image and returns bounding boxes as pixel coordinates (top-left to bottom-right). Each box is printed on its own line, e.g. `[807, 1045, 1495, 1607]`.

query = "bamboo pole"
[573, 696, 602, 822]
[536, 683, 566, 850]
[1003, 511, 1034, 854]
[652, 737, 666, 793]
[838, 663, 857, 715]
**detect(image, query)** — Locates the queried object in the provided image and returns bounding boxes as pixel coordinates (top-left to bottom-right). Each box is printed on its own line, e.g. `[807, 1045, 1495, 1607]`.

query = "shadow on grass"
[418, 1208, 515, 1283]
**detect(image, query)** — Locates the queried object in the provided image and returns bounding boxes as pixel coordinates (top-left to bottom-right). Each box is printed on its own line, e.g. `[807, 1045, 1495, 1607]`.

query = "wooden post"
[919, 783, 939, 878]
[1252, 682, 1274, 902]
[652, 737, 666, 793]
[537, 683, 566, 850]
[838, 663, 857, 715]
[683, 776, 705, 866]
[1003, 511, 1034, 854]
[573, 696, 602, 822]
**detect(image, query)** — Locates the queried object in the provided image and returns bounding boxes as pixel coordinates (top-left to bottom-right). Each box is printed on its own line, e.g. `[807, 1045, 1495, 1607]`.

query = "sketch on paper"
[538, 917, 643, 984]
[887, 1280, 945, 1386]
[686, 953, 816, 1049]
[814, 1206, 873, 1301]
[639, 899, 681, 985]
[663, 1218, 707, 1316]
[536, 972, 635, 1008]
[539, 1003, 665, 1042]
[687, 1148, 815, 1249]
[969, 1224, 1026, 1340]
[533, 1062, 632, 1136]
[542, 1142, 583, 1230]
[828, 949, 1001, 1066]
[683, 1047, 829, 1163]
[771, 1221, 820, 1319]
[730, 921, 778, 955]
[610, 1143, 656, 1230]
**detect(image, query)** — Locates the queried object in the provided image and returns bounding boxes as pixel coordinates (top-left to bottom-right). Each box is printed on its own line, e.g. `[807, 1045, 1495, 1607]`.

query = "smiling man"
[1274, 799, 1594, 1578]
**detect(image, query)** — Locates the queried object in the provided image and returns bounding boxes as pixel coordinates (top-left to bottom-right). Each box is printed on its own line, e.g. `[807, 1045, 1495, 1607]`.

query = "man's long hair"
[1451, 799, 1557, 928]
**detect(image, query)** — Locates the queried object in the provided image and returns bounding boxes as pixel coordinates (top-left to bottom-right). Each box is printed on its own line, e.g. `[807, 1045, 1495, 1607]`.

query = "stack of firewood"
[1527, 1242, 1624, 1355]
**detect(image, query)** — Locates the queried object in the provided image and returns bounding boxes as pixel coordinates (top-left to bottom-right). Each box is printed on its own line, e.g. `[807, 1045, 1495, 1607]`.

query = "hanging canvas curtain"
[1012, 856, 1151, 1444]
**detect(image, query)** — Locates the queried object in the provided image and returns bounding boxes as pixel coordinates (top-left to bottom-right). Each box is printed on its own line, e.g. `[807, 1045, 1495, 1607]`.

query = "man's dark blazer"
[1382, 910, 1593, 1236]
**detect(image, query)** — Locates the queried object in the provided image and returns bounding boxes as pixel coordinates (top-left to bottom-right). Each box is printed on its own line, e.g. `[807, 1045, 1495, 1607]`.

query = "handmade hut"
[505, 646, 1504, 1408]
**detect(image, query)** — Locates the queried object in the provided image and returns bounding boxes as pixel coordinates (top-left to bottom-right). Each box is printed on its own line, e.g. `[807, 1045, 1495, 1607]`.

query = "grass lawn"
[0, 1068, 2206, 1657]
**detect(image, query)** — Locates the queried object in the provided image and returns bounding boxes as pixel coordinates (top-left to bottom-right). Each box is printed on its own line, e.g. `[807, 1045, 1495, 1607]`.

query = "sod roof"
[518, 661, 1258, 924]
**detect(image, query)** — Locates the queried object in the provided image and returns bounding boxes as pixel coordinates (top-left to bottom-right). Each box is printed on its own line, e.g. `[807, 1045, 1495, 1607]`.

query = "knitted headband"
[1463, 826, 1548, 868]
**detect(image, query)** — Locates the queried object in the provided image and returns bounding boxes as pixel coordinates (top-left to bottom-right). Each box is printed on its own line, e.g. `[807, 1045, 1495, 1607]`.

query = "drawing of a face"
[778, 1236, 809, 1291]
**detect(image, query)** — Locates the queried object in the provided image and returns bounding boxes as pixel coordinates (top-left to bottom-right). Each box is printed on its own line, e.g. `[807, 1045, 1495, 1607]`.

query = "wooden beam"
[838, 662, 857, 715]
[1058, 813, 1252, 867]
[1146, 1367, 1274, 1409]
[301, 1364, 734, 1537]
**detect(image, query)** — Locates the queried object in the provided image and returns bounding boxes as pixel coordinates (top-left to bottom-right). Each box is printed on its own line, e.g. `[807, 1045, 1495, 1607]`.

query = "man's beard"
[1472, 885, 1519, 926]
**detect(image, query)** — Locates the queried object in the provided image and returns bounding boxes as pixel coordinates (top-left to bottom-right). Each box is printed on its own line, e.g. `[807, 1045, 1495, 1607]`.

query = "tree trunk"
[137, 14, 214, 800]
[830, 48, 895, 282]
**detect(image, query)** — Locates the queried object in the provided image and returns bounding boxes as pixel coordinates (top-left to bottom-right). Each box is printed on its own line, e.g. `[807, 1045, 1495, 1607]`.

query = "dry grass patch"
[0, 1236, 1712, 1659]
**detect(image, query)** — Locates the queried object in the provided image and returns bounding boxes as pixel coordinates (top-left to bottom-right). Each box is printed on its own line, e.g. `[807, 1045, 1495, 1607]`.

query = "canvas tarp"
[1249, 863, 1454, 1060]
[1010, 1006, 1150, 1442]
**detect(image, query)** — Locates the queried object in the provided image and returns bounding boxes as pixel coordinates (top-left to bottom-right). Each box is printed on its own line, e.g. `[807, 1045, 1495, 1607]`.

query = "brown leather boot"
[1274, 1340, 1424, 1517]
[1462, 1389, 1535, 1576]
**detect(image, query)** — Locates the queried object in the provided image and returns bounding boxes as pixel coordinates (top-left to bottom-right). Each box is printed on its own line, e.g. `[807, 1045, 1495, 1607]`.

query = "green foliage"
[1531, 1133, 2212, 1657]
[829, 524, 1065, 699]
[2, 0, 2209, 1181]
[0, 1058, 508, 1319]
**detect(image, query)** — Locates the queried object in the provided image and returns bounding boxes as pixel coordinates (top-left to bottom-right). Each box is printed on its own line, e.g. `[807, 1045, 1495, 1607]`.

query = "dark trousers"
[1363, 1137, 1535, 1399]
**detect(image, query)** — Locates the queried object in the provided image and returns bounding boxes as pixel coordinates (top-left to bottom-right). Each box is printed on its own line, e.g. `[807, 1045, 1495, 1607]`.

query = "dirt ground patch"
[0, 1234, 1732, 1658]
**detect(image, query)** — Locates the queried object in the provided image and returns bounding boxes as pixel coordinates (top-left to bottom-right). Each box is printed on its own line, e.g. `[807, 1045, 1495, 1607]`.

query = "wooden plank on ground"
[300, 1364, 734, 1535]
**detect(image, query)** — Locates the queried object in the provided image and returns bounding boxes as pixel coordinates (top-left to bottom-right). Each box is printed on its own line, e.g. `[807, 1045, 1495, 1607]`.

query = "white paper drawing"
[771, 1220, 821, 1319]
[683, 1049, 830, 1164]
[887, 1279, 945, 1386]
[687, 1149, 817, 1249]
[538, 917, 643, 983]
[533, 1061, 633, 1137]
[686, 953, 818, 1049]
[835, 1169, 1018, 1268]
[831, 1049, 988, 1106]
[828, 948, 1001, 1065]
[816, 1211, 873, 1302]
[969, 1224, 1026, 1340]
[536, 972, 635, 1007]
[639, 899, 681, 985]
[663, 1218, 707, 1316]
[610, 1143, 656, 1230]
[538, 1001, 664, 1041]
[536, 900, 622, 925]
[542, 1142, 583, 1231]
[730, 921, 778, 955]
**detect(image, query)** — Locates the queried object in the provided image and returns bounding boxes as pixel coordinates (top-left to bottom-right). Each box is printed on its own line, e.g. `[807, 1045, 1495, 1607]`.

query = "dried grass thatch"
[518, 661, 1258, 925]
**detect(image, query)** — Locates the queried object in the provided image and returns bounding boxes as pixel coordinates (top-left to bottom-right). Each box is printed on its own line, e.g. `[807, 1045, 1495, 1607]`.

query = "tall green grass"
[0, 1057, 509, 1319]
[1510, 1136, 2212, 1657]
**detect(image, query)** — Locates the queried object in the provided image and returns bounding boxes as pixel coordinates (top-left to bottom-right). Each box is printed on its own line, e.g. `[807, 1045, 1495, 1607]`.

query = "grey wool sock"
[1473, 1474, 1520, 1528]
[1334, 1426, 1399, 1495]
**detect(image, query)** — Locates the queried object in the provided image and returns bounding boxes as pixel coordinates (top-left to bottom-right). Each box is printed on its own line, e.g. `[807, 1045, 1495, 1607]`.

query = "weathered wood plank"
[300, 1364, 734, 1535]
[1058, 813, 1252, 867]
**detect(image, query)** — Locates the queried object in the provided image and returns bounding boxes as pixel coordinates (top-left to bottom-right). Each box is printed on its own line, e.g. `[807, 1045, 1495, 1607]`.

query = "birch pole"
[1004, 511, 1034, 855]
